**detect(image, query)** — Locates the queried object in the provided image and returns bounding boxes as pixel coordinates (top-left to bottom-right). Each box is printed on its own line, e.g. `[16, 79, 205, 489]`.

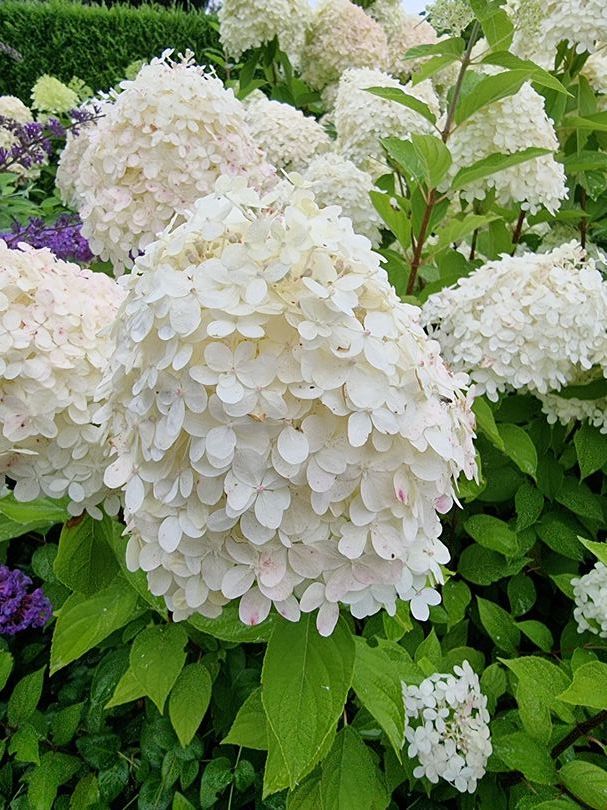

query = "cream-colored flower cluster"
[573, 562, 607, 638]
[425, 0, 474, 35]
[0, 242, 124, 518]
[218, 0, 311, 64]
[334, 67, 440, 175]
[368, 0, 439, 77]
[69, 52, 273, 274]
[422, 243, 607, 401]
[301, 0, 389, 90]
[98, 177, 476, 635]
[244, 92, 330, 172]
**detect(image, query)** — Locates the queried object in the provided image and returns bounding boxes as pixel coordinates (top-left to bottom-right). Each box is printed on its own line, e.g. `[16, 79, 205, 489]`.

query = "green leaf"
[319, 728, 389, 810]
[515, 483, 544, 531]
[555, 478, 603, 522]
[518, 620, 553, 652]
[0, 650, 13, 692]
[54, 514, 119, 596]
[482, 52, 570, 95]
[464, 514, 519, 556]
[537, 512, 584, 560]
[507, 573, 536, 617]
[494, 731, 557, 784]
[557, 662, 607, 709]
[352, 637, 406, 757]
[442, 579, 471, 627]
[555, 377, 607, 400]
[366, 86, 437, 124]
[411, 54, 460, 86]
[9, 722, 41, 764]
[405, 37, 465, 59]
[562, 112, 607, 133]
[451, 147, 551, 191]
[501, 656, 574, 724]
[261, 615, 355, 792]
[470, 0, 513, 50]
[26, 752, 81, 810]
[223, 688, 268, 750]
[187, 602, 274, 643]
[169, 663, 212, 748]
[370, 192, 411, 251]
[172, 794, 196, 810]
[382, 135, 451, 189]
[559, 761, 607, 809]
[563, 150, 607, 174]
[70, 773, 100, 810]
[579, 536, 607, 565]
[459, 545, 529, 585]
[51, 703, 83, 746]
[0, 493, 68, 526]
[498, 423, 538, 479]
[455, 70, 533, 125]
[50, 579, 139, 673]
[130, 624, 188, 713]
[105, 667, 145, 709]
[516, 680, 552, 744]
[8, 666, 45, 726]
[287, 778, 323, 810]
[472, 397, 504, 450]
[200, 757, 233, 809]
[574, 423, 607, 478]
[477, 597, 520, 654]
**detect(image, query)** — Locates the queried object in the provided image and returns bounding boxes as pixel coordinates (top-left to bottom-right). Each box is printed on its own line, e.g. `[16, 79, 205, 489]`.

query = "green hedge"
[0, 0, 220, 101]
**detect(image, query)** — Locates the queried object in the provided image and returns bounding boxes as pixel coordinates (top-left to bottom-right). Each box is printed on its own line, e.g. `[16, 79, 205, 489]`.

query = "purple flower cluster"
[0, 565, 52, 635]
[0, 115, 65, 172]
[1, 214, 94, 263]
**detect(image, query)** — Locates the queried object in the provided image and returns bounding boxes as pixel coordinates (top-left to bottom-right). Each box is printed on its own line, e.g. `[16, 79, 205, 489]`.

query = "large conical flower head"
[368, 0, 440, 77]
[0, 242, 125, 518]
[219, 0, 312, 65]
[73, 51, 274, 275]
[100, 176, 477, 636]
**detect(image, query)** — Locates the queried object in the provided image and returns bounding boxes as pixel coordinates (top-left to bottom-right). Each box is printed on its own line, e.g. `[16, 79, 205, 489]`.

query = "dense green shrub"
[0, 0, 220, 101]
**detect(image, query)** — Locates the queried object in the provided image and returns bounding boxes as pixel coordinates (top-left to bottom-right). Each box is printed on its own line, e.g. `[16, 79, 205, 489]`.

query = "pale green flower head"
[31, 74, 79, 114]
[426, 0, 474, 35]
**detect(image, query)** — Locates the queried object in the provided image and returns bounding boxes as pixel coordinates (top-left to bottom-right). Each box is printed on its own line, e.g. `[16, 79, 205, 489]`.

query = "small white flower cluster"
[70, 51, 273, 274]
[425, 0, 475, 35]
[540, 387, 607, 435]
[244, 92, 331, 172]
[218, 0, 311, 64]
[0, 242, 124, 517]
[572, 562, 607, 637]
[295, 152, 384, 246]
[446, 79, 567, 214]
[422, 243, 607, 401]
[368, 0, 439, 78]
[403, 661, 492, 793]
[583, 48, 607, 107]
[334, 67, 440, 175]
[301, 0, 389, 90]
[99, 176, 476, 636]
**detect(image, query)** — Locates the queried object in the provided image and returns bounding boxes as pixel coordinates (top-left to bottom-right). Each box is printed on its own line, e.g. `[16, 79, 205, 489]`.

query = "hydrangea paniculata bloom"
[56, 102, 106, 210]
[31, 75, 79, 115]
[403, 661, 492, 793]
[425, 0, 474, 35]
[422, 243, 607, 401]
[0, 96, 36, 177]
[572, 562, 607, 637]
[244, 92, 331, 172]
[368, 0, 439, 77]
[0, 564, 52, 634]
[99, 177, 476, 636]
[218, 0, 311, 64]
[539, 367, 607, 434]
[301, 0, 389, 90]
[0, 242, 124, 517]
[334, 67, 439, 175]
[71, 51, 274, 274]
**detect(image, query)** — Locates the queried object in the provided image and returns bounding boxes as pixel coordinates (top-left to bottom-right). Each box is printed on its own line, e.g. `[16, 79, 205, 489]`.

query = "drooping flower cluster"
[422, 243, 607, 401]
[99, 177, 476, 636]
[218, 0, 311, 64]
[294, 152, 384, 246]
[368, 0, 439, 77]
[446, 78, 567, 214]
[334, 67, 439, 175]
[0, 564, 52, 634]
[403, 661, 492, 793]
[69, 51, 274, 274]
[0, 242, 124, 517]
[425, 0, 474, 35]
[31, 75, 79, 115]
[1, 215, 93, 263]
[244, 92, 330, 172]
[301, 0, 389, 90]
[572, 562, 607, 637]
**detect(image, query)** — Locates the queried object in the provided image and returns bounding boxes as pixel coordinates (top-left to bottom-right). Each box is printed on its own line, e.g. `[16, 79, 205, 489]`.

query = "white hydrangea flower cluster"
[572, 562, 607, 637]
[446, 79, 567, 214]
[244, 92, 331, 172]
[425, 0, 474, 35]
[56, 102, 107, 209]
[422, 243, 607, 401]
[71, 51, 273, 274]
[334, 67, 440, 175]
[218, 0, 311, 64]
[368, 0, 439, 77]
[0, 242, 124, 518]
[403, 661, 492, 793]
[540, 389, 607, 434]
[301, 0, 388, 90]
[295, 153, 384, 246]
[583, 48, 607, 108]
[99, 176, 477, 636]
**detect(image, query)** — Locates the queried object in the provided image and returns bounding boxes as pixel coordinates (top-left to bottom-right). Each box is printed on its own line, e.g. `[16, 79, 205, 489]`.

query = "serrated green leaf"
[515, 483, 544, 531]
[455, 69, 532, 125]
[25, 752, 81, 810]
[501, 657, 574, 724]
[130, 624, 187, 713]
[223, 687, 268, 750]
[169, 663, 212, 748]
[494, 731, 557, 784]
[472, 397, 505, 450]
[319, 728, 389, 810]
[464, 514, 519, 555]
[557, 662, 607, 709]
[555, 478, 603, 521]
[498, 423, 538, 479]
[105, 667, 145, 709]
[54, 514, 119, 596]
[559, 761, 607, 809]
[8, 666, 45, 726]
[451, 147, 551, 191]
[366, 86, 436, 124]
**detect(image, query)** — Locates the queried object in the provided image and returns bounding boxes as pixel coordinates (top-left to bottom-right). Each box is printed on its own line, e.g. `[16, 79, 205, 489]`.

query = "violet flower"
[1, 214, 94, 263]
[0, 565, 52, 635]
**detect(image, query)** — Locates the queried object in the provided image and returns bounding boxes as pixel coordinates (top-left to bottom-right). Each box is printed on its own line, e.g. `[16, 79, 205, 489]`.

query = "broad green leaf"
[482, 52, 569, 95]
[559, 761, 607, 809]
[50, 579, 139, 673]
[169, 663, 212, 747]
[516, 680, 552, 743]
[411, 54, 460, 86]
[442, 579, 471, 627]
[455, 70, 533, 125]
[287, 778, 323, 810]
[557, 662, 607, 709]
[477, 597, 520, 654]
[537, 513, 585, 560]
[534, 802, 579, 810]
[564, 150, 607, 173]
[172, 794, 196, 810]
[382, 135, 451, 189]
[8, 722, 41, 764]
[459, 545, 529, 585]
[51, 703, 83, 747]
[494, 732, 557, 784]
[8, 666, 45, 726]
[507, 573, 536, 617]
[555, 478, 603, 522]
[500, 657, 574, 724]
[555, 377, 607, 400]
[70, 773, 100, 810]
[54, 514, 119, 596]
[319, 728, 389, 810]
[130, 624, 188, 713]
[187, 602, 274, 643]
[199, 757, 233, 809]
[574, 423, 607, 479]
[105, 667, 145, 709]
[469, 0, 513, 50]
[366, 86, 436, 124]
[382, 599, 412, 641]
[464, 514, 519, 556]
[0, 650, 13, 691]
[261, 615, 355, 792]
[352, 637, 406, 757]
[432, 213, 499, 253]
[472, 397, 504, 450]
[562, 112, 607, 133]
[0, 493, 68, 525]
[451, 147, 551, 191]
[223, 687, 268, 750]
[26, 752, 81, 810]
[515, 483, 544, 531]
[517, 620, 553, 652]
[370, 192, 411, 251]
[405, 37, 465, 59]
[579, 536, 607, 565]
[498, 423, 538, 479]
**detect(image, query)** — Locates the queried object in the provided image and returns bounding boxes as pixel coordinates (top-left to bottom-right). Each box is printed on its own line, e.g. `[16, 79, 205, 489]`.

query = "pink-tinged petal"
[239, 587, 271, 626]
[316, 601, 340, 636]
[274, 595, 301, 623]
